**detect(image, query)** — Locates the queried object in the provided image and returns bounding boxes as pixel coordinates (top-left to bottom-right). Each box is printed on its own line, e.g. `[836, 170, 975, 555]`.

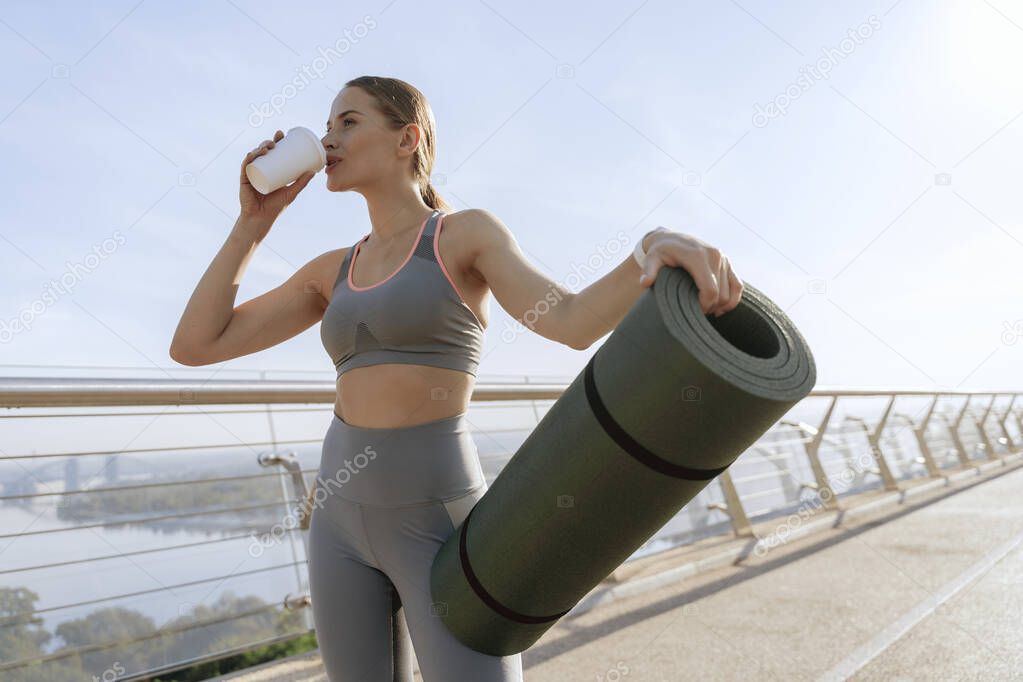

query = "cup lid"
[287, 126, 327, 167]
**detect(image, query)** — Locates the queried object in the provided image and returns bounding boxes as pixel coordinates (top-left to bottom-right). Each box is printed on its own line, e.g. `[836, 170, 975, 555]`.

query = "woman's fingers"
[241, 144, 266, 167]
[240, 150, 258, 182]
[692, 249, 721, 315]
[282, 170, 316, 203]
[713, 256, 731, 316]
[239, 138, 280, 181]
[724, 264, 744, 312]
[639, 245, 662, 287]
[681, 251, 720, 314]
[640, 229, 743, 316]
[240, 150, 264, 182]
[640, 235, 720, 313]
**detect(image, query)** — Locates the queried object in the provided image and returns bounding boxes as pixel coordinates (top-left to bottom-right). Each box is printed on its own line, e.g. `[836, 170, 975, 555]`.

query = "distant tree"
[0, 587, 87, 682]
[1, 586, 312, 681]
[0, 587, 51, 663]
[55, 606, 160, 676]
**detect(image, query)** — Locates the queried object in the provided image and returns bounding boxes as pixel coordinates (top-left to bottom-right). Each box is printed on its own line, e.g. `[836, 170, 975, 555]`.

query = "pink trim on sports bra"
[347, 213, 432, 291]
[433, 213, 486, 330]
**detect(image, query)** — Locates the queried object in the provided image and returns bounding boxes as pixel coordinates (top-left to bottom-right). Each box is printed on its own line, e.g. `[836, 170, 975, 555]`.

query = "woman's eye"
[325, 119, 353, 133]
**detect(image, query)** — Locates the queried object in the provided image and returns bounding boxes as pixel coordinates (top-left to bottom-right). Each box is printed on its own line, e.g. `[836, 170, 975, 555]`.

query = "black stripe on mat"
[454, 352, 730, 627]
[584, 353, 728, 481]
[459, 504, 572, 625]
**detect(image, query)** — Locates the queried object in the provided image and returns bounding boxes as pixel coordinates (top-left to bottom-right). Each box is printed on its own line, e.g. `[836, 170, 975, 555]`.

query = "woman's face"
[320, 86, 418, 193]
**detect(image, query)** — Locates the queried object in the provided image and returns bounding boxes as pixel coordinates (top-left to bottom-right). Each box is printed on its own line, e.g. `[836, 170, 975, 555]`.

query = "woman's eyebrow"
[326, 109, 361, 127]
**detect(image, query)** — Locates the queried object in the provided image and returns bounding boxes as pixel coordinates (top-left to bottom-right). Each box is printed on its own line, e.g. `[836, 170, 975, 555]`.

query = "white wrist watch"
[634, 227, 668, 268]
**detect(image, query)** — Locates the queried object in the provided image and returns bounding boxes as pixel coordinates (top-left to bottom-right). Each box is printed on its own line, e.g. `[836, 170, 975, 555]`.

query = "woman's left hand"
[638, 229, 744, 317]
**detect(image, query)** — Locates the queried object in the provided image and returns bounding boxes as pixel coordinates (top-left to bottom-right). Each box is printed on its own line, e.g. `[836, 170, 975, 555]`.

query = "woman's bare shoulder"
[439, 209, 501, 282]
[441, 209, 516, 268]
[443, 207, 508, 234]
[313, 245, 354, 306]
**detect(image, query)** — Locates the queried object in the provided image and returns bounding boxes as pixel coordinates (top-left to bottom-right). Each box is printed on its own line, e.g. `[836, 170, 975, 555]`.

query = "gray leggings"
[308, 410, 524, 681]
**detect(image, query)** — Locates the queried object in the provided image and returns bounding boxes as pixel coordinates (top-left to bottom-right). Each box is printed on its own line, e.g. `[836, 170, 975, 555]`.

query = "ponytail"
[420, 178, 452, 212]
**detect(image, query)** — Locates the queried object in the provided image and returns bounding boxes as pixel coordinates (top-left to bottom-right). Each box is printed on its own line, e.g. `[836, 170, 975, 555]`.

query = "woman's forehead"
[333, 86, 369, 110]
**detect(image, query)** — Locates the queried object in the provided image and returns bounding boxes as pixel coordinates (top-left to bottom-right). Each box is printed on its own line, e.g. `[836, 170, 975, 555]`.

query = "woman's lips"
[327, 159, 342, 172]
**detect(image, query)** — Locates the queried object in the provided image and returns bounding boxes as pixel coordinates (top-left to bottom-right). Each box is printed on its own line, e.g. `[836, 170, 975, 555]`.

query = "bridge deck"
[212, 460, 1023, 681]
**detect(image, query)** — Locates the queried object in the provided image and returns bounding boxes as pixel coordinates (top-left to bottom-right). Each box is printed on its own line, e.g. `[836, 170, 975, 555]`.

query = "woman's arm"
[169, 131, 321, 366]
[464, 209, 743, 351]
[168, 216, 332, 366]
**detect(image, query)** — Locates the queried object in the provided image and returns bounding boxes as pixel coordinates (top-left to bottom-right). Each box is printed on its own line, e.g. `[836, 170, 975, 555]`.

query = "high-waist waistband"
[316, 410, 486, 507]
[331, 409, 468, 433]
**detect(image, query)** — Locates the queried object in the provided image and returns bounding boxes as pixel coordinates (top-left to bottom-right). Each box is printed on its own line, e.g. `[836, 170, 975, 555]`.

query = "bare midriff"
[326, 214, 486, 429]
[333, 364, 475, 428]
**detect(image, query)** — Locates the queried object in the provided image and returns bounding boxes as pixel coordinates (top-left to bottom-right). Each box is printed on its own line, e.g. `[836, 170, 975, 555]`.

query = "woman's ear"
[398, 122, 422, 158]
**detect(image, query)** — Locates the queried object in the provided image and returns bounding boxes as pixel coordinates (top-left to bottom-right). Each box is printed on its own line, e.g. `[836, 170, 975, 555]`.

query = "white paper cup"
[245, 126, 326, 195]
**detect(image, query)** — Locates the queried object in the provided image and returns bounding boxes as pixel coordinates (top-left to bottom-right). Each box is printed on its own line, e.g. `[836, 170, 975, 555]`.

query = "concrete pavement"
[211, 458, 1023, 681]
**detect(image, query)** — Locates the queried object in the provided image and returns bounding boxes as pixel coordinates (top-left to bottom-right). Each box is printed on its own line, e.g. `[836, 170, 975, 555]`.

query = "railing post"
[803, 396, 840, 510]
[714, 470, 754, 537]
[257, 450, 312, 529]
[950, 397, 974, 467]
[753, 444, 800, 502]
[260, 370, 314, 631]
[913, 395, 942, 477]
[845, 414, 900, 492]
[258, 442, 316, 632]
[524, 375, 543, 425]
[283, 593, 311, 610]
[973, 394, 998, 461]
[997, 394, 1017, 453]
[870, 395, 900, 490]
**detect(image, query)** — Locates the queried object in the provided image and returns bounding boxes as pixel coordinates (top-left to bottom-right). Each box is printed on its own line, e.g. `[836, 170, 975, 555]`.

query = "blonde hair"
[344, 75, 452, 211]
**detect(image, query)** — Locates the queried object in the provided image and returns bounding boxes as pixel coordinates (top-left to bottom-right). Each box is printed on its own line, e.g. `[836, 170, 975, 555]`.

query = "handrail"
[0, 499, 297, 540]
[0, 560, 304, 627]
[0, 376, 570, 407]
[0, 470, 287, 502]
[1, 375, 1020, 407]
[0, 529, 276, 576]
[1, 376, 1020, 680]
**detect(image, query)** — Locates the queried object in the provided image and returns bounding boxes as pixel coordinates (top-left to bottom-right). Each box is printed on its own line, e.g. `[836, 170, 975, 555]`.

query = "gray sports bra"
[320, 209, 485, 379]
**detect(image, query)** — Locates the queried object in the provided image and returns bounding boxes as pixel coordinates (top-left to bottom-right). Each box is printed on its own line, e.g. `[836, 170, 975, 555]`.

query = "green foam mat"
[430, 264, 817, 655]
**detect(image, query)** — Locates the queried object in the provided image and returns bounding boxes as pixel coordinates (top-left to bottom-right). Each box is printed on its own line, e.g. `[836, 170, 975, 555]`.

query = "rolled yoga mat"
[430, 263, 817, 656]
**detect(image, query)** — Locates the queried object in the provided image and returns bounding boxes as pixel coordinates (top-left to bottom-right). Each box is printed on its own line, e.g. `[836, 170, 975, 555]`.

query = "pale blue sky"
[2, 0, 1021, 390]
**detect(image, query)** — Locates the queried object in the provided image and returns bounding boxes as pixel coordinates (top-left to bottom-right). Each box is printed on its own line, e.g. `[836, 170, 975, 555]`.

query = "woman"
[170, 75, 743, 681]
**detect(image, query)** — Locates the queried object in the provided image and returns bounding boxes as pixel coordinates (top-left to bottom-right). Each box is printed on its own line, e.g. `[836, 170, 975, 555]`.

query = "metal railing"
[1, 376, 1021, 681]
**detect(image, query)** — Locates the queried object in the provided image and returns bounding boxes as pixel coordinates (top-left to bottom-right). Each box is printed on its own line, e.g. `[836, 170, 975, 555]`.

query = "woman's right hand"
[238, 130, 318, 230]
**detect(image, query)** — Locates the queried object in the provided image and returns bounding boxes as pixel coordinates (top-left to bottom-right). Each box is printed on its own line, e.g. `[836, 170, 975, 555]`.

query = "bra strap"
[421, 209, 442, 241]
[331, 242, 358, 291]
[335, 211, 441, 290]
